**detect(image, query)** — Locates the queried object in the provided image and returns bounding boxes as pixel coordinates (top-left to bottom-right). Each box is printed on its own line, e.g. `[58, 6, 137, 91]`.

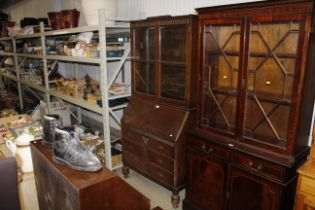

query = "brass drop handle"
[129, 145, 134, 150]
[157, 172, 165, 178]
[265, 81, 271, 86]
[223, 75, 228, 80]
[248, 161, 254, 167]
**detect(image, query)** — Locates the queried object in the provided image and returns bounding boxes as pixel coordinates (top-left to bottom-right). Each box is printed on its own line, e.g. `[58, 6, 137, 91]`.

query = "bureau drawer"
[232, 153, 285, 181]
[188, 137, 229, 160]
[122, 130, 146, 147]
[148, 163, 173, 187]
[148, 150, 174, 173]
[123, 150, 146, 172]
[147, 140, 174, 158]
[123, 140, 145, 154]
[299, 176, 315, 196]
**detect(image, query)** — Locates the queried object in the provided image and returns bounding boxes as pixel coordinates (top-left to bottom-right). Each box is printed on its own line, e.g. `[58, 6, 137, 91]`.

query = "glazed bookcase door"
[243, 16, 305, 149]
[201, 20, 243, 136]
[133, 27, 156, 95]
[160, 25, 187, 101]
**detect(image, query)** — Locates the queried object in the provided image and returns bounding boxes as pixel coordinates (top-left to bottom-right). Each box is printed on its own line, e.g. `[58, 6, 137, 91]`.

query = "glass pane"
[244, 21, 300, 147]
[161, 64, 185, 101]
[161, 25, 186, 62]
[135, 61, 155, 94]
[202, 24, 241, 134]
[134, 28, 155, 61]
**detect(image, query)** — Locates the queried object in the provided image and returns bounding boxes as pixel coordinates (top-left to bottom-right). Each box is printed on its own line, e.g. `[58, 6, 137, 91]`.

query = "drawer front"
[123, 129, 146, 147]
[148, 163, 174, 187]
[188, 137, 229, 161]
[147, 139, 174, 158]
[232, 153, 285, 181]
[123, 150, 146, 172]
[148, 150, 174, 173]
[299, 176, 315, 196]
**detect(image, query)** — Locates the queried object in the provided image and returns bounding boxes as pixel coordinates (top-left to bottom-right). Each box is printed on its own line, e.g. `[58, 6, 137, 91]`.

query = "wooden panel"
[299, 176, 315, 196]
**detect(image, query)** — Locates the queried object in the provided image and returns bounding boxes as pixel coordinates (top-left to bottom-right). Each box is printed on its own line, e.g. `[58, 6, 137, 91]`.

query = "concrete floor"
[115, 168, 185, 210]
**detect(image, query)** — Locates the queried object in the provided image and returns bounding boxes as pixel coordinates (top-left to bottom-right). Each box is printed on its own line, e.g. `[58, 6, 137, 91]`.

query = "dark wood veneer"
[184, 1, 315, 210]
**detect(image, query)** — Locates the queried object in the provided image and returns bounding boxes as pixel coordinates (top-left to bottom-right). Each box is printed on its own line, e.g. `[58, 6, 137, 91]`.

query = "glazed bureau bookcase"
[183, 1, 315, 210]
[121, 15, 197, 208]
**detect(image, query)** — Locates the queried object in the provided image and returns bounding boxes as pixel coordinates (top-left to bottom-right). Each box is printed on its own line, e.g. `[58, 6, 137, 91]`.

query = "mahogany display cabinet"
[183, 1, 315, 210]
[121, 15, 198, 208]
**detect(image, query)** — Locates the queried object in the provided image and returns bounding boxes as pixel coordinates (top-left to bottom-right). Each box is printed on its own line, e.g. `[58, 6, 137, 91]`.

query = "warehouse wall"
[117, 0, 262, 19]
[3, 0, 263, 24]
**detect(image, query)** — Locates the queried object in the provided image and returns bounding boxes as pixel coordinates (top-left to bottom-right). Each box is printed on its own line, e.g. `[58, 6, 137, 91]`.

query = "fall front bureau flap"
[121, 98, 189, 143]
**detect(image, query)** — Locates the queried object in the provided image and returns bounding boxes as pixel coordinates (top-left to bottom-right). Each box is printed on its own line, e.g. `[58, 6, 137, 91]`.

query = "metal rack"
[0, 10, 130, 170]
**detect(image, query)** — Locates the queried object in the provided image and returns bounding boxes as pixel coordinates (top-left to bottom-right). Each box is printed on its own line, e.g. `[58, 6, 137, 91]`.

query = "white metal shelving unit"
[0, 10, 130, 170]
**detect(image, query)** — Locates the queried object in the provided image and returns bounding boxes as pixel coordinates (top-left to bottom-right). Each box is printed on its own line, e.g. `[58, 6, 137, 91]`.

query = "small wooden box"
[30, 141, 150, 210]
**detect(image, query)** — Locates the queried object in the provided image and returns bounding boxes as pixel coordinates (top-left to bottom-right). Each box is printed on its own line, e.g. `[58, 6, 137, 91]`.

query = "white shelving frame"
[0, 10, 130, 170]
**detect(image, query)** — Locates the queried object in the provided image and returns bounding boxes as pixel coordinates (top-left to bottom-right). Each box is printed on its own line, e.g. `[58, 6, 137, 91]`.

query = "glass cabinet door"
[133, 28, 156, 95]
[244, 20, 300, 147]
[201, 23, 242, 135]
[160, 25, 187, 101]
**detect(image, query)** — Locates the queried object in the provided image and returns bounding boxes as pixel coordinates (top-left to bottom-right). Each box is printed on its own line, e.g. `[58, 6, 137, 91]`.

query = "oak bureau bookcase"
[183, 1, 315, 210]
[121, 15, 198, 208]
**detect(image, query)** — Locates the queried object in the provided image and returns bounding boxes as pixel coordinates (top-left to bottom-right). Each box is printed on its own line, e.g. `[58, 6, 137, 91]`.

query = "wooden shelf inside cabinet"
[210, 87, 292, 105]
[206, 50, 297, 59]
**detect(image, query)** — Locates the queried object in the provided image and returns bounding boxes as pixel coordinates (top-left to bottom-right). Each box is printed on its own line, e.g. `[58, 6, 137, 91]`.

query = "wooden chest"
[30, 141, 150, 210]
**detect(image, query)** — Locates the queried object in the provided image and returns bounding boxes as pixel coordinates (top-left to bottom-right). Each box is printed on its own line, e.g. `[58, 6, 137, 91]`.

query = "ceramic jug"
[6, 131, 34, 173]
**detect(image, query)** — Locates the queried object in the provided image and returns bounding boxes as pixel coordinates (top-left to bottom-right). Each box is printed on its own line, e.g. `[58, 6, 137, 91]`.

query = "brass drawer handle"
[265, 81, 271, 86]
[248, 161, 254, 167]
[129, 145, 134, 150]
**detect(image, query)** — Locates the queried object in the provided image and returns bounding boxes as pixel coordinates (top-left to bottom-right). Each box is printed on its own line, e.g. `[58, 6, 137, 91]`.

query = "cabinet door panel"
[201, 21, 243, 135]
[186, 149, 227, 210]
[228, 166, 281, 210]
[244, 19, 303, 148]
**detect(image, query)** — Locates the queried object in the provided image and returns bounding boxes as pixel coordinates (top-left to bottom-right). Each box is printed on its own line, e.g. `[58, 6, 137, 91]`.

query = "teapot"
[6, 130, 35, 173]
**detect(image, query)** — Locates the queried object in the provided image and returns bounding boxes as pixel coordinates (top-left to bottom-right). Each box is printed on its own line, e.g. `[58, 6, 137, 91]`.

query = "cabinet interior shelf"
[206, 50, 297, 59]
[211, 86, 292, 105]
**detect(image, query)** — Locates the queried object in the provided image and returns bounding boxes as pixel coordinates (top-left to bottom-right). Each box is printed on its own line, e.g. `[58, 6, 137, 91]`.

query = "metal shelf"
[0, 11, 131, 171]
[45, 55, 101, 64]
[20, 80, 46, 92]
[0, 73, 18, 81]
[50, 91, 103, 114]
[44, 25, 99, 36]
[0, 37, 13, 41]
[16, 53, 43, 59]
[15, 33, 42, 39]
[0, 52, 15, 56]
